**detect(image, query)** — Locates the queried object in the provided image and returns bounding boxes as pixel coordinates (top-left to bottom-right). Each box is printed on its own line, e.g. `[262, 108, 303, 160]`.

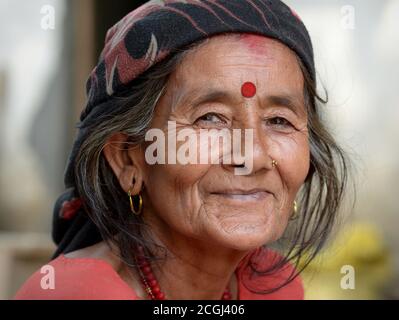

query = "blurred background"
[0, 0, 398, 299]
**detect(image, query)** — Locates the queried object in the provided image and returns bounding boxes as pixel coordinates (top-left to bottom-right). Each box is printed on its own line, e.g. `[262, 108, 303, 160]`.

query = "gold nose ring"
[272, 159, 278, 168]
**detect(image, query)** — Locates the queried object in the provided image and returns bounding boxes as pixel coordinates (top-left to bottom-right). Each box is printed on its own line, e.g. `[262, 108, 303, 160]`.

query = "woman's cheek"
[274, 133, 310, 189]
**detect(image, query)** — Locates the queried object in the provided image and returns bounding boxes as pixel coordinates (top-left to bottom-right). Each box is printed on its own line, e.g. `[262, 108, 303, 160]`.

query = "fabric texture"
[52, 0, 315, 257]
[15, 248, 304, 300]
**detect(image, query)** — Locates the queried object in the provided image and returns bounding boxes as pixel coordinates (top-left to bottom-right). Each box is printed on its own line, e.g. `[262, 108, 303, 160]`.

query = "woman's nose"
[247, 125, 272, 175]
[224, 123, 272, 176]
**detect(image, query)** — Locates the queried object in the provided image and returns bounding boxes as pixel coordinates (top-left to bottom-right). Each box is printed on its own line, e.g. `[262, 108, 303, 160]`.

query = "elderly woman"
[16, 0, 347, 300]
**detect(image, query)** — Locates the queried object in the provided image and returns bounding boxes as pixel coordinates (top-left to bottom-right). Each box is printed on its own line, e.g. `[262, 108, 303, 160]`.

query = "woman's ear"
[103, 133, 144, 194]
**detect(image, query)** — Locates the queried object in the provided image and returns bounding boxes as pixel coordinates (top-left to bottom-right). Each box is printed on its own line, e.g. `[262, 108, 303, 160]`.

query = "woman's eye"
[195, 113, 225, 124]
[266, 117, 294, 129]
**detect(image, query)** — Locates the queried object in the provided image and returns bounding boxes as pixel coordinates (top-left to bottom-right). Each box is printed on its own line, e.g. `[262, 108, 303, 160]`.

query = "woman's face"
[138, 34, 310, 251]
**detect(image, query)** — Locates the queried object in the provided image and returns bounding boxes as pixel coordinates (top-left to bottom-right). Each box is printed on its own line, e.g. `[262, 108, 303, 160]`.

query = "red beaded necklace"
[135, 246, 232, 300]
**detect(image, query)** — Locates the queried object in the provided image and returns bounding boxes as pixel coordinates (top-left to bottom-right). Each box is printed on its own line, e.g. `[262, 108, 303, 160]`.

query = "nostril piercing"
[271, 159, 278, 168]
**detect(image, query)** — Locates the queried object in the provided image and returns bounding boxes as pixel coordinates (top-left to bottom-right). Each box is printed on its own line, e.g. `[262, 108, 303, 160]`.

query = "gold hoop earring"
[128, 188, 143, 215]
[290, 201, 298, 220]
[272, 159, 278, 168]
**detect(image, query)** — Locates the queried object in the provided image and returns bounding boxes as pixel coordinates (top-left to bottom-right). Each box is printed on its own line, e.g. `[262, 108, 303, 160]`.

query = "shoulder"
[14, 254, 137, 300]
[237, 248, 304, 300]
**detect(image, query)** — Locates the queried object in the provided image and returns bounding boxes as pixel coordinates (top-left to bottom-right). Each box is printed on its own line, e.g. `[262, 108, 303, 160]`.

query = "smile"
[211, 189, 271, 201]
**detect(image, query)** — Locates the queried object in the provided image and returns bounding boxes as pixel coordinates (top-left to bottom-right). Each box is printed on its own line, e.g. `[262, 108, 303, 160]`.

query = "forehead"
[170, 34, 304, 95]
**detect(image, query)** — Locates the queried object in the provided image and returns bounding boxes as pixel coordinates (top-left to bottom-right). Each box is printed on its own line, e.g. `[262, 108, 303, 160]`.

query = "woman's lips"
[210, 189, 271, 202]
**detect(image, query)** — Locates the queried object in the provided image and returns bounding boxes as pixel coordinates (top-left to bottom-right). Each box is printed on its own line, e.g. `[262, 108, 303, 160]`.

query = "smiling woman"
[15, 0, 348, 300]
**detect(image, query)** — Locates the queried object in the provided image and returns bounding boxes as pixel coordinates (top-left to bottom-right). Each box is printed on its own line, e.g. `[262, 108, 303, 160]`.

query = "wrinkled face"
[139, 34, 310, 250]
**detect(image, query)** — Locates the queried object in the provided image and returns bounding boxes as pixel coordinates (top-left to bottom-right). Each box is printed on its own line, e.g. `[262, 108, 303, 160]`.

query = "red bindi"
[241, 82, 256, 98]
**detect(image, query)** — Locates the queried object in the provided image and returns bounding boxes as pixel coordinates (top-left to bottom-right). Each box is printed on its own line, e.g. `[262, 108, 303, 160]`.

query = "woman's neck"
[138, 223, 249, 300]
[153, 252, 242, 300]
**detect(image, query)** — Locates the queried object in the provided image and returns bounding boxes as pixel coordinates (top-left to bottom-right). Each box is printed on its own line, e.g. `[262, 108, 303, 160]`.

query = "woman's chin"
[206, 220, 285, 252]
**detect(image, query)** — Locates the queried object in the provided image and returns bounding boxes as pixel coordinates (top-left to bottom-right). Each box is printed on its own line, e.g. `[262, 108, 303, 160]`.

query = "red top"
[15, 248, 304, 300]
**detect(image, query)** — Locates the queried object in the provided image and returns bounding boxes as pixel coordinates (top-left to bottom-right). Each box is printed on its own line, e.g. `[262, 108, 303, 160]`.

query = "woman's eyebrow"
[172, 88, 231, 111]
[189, 89, 235, 108]
[264, 94, 304, 116]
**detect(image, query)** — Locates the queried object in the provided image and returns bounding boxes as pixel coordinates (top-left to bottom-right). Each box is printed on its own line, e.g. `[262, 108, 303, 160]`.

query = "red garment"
[15, 249, 304, 300]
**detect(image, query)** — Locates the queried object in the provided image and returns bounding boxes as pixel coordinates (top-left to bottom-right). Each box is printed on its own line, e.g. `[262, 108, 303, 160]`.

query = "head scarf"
[52, 0, 315, 258]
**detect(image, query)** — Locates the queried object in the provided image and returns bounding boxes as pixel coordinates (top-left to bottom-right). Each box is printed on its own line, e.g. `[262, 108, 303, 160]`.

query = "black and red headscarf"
[52, 0, 315, 258]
